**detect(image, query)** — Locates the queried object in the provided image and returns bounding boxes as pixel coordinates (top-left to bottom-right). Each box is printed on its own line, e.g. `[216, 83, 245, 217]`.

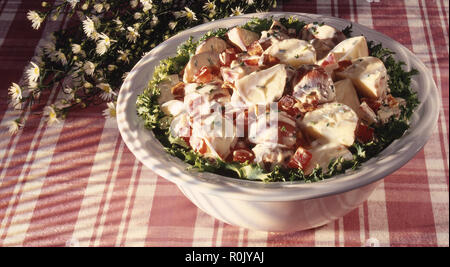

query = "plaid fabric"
[0, 0, 448, 247]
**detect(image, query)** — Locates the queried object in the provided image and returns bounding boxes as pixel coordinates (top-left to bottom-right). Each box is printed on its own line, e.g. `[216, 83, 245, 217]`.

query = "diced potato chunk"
[220, 64, 258, 84]
[184, 83, 230, 118]
[336, 56, 388, 99]
[195, 37, 228, 55]
[301, 102, 358, 146]
[322, 36, 369, 63]
[169, 113, 191, 139]
[301, 23, 346, 60]
[358, 102, 378, 125]
[235, 64, 287, 105]
[263, 39, 316, 68]
[248, 111, 296, 147]
[161, 99, 185, 117]
[183, 52, 220, 83]
[302, 23, 340, 40]
[227, 27, 260, 52]
[191, 112, 237, 160]
[292, 65, 336, 105]
[157, 74, 180, 104]
[334, 78, 361, 114]
[303, 143, 353, 175]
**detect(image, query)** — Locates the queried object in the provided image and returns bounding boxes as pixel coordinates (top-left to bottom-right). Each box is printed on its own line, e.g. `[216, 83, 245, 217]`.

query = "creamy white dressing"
[157, 21, 397, 173]
[263, 39, 316, 68]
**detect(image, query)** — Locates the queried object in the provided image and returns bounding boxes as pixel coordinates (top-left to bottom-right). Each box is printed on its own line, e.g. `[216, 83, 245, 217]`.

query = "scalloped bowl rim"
[117, 12, 440, 202]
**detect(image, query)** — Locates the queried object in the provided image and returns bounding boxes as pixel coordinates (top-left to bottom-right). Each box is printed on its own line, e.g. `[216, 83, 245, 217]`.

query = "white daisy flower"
[27, 11, 43, 30]
[7, 119, 23, 135]
[71, 44, 82, 54]
[97, 83, 117, 101]
[93, 3, 104, 13]
[66, 0, 79, 9]
[130, 0, 139, 8]
[117, 50, 130, 63]
[26, 62, 40, 83]
[134, 12, 142, 20]
[44, 106, 60, 125]
[203, 0, 216, 12]
[8, 83, 22, 105]
[246, 0, 255, 5]
[96, 33, 114, 56]
[140, 0, 153, 12]
[184, 7, 197, 21]
[103, 102, 117, 119]
[82, 17, 96, 39]
[83, 61, 96, 76]
[114, 18, 123, 28]
[151, 15, 159, 26]
[51, 50, 68, 65]
[231, 6, 244, 16]
[126, 26, 140, 43]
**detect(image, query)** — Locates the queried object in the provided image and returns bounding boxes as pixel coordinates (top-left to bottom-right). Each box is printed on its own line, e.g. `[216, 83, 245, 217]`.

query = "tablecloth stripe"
[98, 146, 139, 246]
[144, 176, 199, 246]
[88, 136, 124, 246]
[372, 0, 440, 247]
[117, 162, 143, 246]
[418, 0, 449, 189]
[411, 0, 449, 246]
[0, 0, 63, 246]
[0, 0, 448, 247]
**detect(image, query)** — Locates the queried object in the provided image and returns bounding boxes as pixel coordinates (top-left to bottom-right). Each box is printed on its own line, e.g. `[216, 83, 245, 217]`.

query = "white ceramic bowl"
[117, 12, 440, 232]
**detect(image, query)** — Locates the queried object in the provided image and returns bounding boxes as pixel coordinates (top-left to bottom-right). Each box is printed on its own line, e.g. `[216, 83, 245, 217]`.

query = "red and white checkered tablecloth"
[0, 0, 448, 247]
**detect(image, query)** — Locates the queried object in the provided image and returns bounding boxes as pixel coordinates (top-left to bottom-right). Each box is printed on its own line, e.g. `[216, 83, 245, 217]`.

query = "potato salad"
[137, 17, 418, 182]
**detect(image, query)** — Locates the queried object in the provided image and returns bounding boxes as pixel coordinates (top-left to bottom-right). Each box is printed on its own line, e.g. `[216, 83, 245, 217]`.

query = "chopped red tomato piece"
[190, 137, 208, 154]
[320, 53, 337, 68]
[278, 95, 301, 117]
[336, 60, 352, 72]
[260, 54, 280, 67]
[287, 146, 312, 169]
[361, 97, 382, 112]
[193, 66, 219, 84]
[355, 122, 374, 143]
[278, 121, 296, 138]
[232, 148, 255, 163]
[242, 56, 259, 66]
[219, 48, 238, 67]
[247, 41, 264, 56]
[171, 82, 185, 100]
